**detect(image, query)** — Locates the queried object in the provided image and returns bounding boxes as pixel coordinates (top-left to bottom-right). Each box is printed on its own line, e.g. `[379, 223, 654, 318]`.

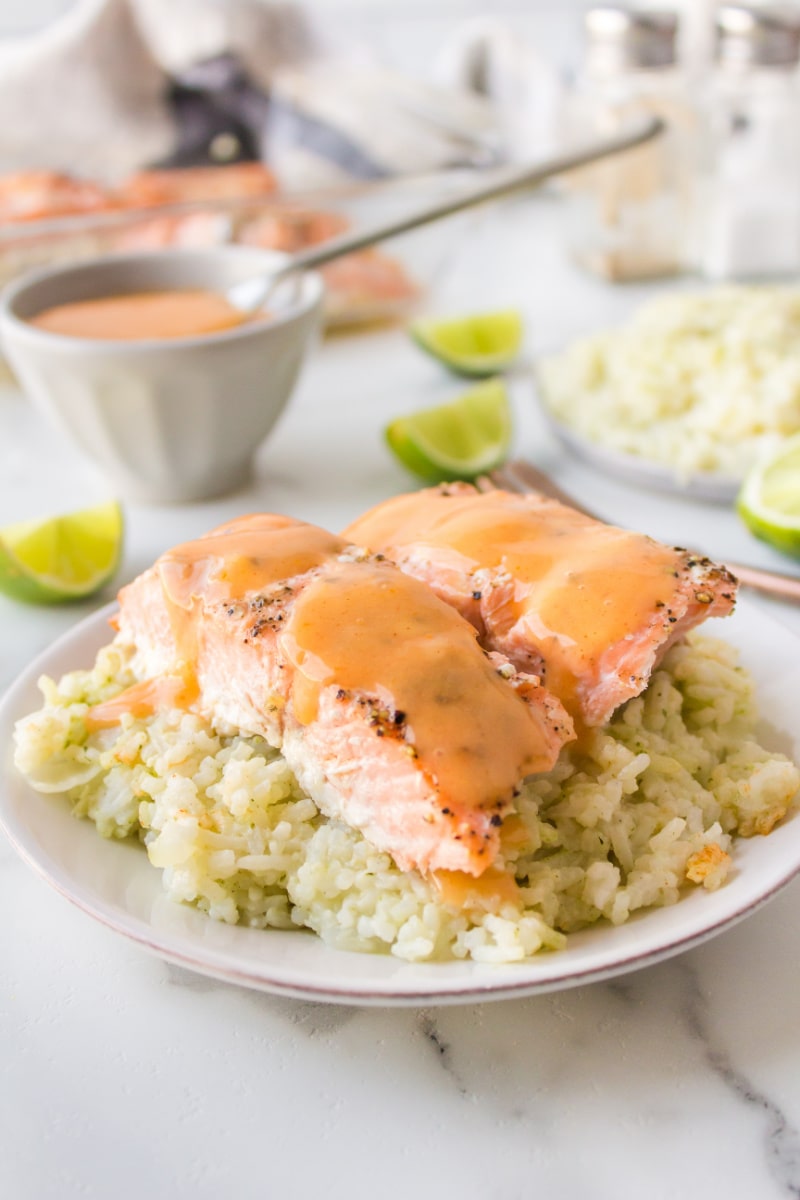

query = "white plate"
[2, 601, 799, 1006]
[538, 404, 744, 504]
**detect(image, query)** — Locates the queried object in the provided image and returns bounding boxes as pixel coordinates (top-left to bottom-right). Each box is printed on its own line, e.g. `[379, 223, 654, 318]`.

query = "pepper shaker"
[698, 5, 800, 280]
[564, 5, 697, 281]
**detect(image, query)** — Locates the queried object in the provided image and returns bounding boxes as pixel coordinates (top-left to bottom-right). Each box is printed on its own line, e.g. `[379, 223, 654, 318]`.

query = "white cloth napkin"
[0, 0, 174, 180]
[0, 0, 562, 189]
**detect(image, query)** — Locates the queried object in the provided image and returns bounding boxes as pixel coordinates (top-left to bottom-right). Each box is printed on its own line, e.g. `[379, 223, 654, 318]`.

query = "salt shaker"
[565, 6, 696, 281]
[699, 5, 800, 280]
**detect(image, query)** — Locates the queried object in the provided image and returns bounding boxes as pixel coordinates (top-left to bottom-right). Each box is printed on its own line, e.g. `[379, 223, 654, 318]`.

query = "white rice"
[13, 634, 799, 963]
[538, 285, 800, 480]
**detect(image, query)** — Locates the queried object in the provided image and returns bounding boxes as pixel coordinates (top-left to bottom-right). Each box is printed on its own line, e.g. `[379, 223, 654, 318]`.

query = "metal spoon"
[227, 114, 664, 314]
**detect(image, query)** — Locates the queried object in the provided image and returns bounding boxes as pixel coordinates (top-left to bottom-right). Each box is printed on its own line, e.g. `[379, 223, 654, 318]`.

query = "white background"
[0, 0, 595, 68]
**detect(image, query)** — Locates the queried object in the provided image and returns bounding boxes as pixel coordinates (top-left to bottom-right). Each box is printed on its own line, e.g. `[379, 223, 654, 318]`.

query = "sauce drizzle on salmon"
[344, 485, 738, 726]
[281, 560, 563, 804]
[111, 513, 575, 877]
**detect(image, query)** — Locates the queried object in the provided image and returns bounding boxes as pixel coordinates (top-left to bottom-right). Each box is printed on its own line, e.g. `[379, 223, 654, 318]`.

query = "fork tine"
[490, 459, 597, 519]
[507, 460, 598, 518]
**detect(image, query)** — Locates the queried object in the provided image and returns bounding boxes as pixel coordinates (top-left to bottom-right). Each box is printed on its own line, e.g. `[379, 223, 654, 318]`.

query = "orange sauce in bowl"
[28, 289, 252, 340]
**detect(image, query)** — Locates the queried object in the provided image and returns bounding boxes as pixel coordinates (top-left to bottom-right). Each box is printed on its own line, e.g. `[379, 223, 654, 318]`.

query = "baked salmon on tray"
[12, 500, 799, 963]
[0, 164, 420, 328]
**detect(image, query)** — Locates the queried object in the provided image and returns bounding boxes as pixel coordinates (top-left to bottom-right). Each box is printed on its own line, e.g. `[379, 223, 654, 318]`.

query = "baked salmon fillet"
[344, 485, 738, 726]
[98, 513, 574, 878]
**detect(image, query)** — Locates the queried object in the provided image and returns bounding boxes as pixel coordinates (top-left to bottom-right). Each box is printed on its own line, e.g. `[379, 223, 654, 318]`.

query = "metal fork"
[484, 458, 800, 605]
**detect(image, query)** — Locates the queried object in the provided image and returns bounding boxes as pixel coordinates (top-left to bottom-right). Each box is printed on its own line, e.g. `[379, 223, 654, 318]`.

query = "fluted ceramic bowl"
[0, 247, 323, 503]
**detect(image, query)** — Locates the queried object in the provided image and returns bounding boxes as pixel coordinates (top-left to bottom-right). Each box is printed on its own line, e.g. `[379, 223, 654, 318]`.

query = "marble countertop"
[3, 194, 800, 1200]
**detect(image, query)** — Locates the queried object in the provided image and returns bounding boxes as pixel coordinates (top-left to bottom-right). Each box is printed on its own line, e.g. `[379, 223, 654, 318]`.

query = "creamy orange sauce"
[345, 490, 681, 712]
[157, 514, 346, 670]
[498, 813, 532, 850]
[432, 866, 521, 909]
[85, 673, 199, 730]
[160, 515, 345, 611]
[29, 288, 252, 340]
[279, 560, 556, 809]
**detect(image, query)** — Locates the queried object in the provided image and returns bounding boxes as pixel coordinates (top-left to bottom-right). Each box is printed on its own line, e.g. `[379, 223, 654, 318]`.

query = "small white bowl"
[0, 247, 323, 503]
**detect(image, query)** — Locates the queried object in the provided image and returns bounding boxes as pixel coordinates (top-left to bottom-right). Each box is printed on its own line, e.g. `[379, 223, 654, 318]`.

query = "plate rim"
[3, 601, 800, 1006]
[534, 392, 744, 504]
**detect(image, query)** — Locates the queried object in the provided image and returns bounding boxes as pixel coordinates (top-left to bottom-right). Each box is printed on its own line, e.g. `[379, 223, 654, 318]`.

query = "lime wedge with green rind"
[0, 501, 124, 604]
[737, 434, 800, 558]
[410, 310, 524, 378]
[385, 378, 512, 483]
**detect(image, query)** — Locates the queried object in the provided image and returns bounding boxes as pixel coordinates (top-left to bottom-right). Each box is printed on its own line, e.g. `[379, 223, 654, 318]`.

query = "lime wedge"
[410, 309, 523, 378]
[737, 435, 800, 557]
[385, 379, 512, 483]
[0, 501, 124, 604]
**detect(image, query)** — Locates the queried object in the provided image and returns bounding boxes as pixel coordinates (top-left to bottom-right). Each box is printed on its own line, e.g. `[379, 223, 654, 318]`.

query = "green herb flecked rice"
[538, 286, 800, 481]
[13, 634, 799, 963]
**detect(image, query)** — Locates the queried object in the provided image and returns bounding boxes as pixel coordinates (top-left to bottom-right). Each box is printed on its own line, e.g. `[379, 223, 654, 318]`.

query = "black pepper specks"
[359, 697, 411, 742]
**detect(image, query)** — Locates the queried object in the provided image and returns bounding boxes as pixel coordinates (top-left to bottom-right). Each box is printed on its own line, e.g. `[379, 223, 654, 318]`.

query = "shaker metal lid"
[585, 6, 679, 72]
[716, 4, 800, 67]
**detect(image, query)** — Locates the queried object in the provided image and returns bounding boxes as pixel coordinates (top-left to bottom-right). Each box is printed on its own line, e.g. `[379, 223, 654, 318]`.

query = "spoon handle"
[277, 115, 664, 277]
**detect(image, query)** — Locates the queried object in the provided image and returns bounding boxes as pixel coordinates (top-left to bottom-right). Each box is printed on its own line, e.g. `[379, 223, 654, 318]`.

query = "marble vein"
[680, 959, 800, 1197]
[417, 1009, 470, 1097]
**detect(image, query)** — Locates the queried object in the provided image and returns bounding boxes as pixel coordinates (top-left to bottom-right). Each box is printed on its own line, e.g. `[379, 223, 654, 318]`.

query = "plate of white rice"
[2, 598, 800, 1006]
[536, 286, 800, 500]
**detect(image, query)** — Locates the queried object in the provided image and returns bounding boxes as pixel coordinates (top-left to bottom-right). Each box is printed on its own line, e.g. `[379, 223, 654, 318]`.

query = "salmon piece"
[111, 513, 574, 877]
[238, 207, 350, 253]
[112, 203, 348, 270]
[0, 170, 112, 223]
[111, 211, 231, 251]
[321, 249, 419, 310]
[0, 163, 275, 228]
[344, 485, 738, 727]
[239, 212, 418, 317]
[117, 163, 278, 208]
